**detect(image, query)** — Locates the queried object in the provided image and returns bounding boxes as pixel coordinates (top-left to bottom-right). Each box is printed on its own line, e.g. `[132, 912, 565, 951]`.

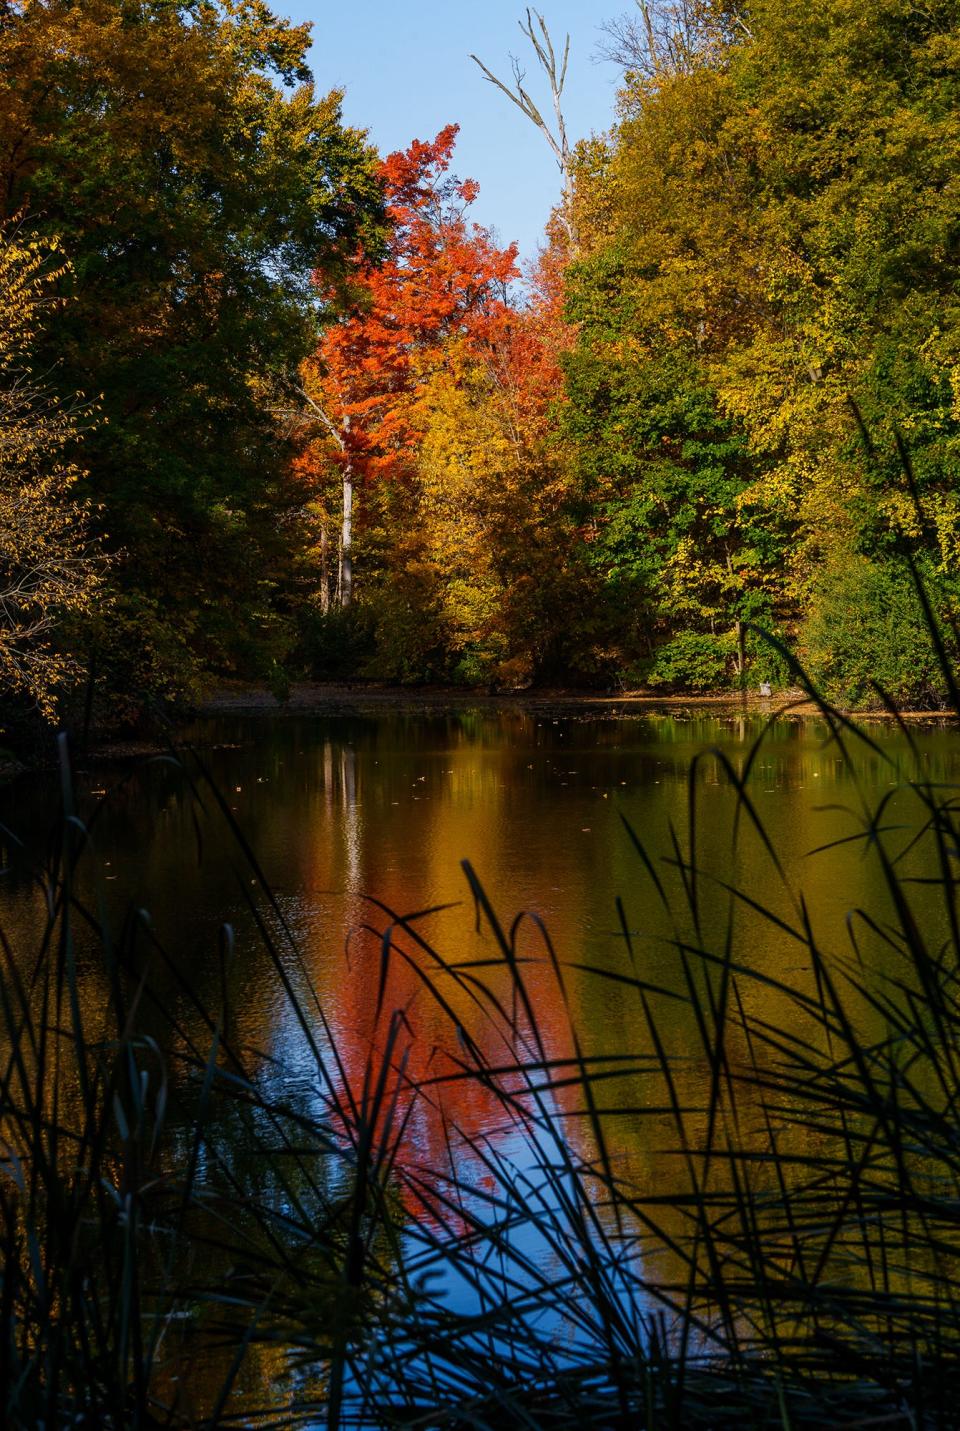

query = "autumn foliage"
[2, 0, 960, 721]
[0, 0, 383, 725]
[299, 125, 518, 489]
[296, 127, 588, 684]
[0, 225, 101, 717]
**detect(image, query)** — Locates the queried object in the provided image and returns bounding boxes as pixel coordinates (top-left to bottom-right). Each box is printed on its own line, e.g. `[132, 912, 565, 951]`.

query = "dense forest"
[1, 0, 959, 734]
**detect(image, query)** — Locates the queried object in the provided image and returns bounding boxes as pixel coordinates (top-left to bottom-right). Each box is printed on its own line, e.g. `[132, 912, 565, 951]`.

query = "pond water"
[1, 704, 956, 1415]
[2, 705, 955, 1120]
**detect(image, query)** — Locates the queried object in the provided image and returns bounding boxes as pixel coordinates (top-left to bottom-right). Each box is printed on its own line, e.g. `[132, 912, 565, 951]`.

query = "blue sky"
[284, 2, 623, 263]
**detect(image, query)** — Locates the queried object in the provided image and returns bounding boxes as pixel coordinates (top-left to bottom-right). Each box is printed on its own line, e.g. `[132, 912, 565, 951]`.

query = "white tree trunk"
[319, 520, 330, 614]
[340, 464, 353, 610]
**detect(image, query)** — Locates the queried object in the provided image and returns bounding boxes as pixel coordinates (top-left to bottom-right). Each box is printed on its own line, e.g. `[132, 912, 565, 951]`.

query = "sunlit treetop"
[304, 125, 520, 483]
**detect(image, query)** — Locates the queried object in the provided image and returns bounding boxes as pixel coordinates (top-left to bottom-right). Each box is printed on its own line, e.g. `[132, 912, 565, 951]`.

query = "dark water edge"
[3, 705, 957, 1057]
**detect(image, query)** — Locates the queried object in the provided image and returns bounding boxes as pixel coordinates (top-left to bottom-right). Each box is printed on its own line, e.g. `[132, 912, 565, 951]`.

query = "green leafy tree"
[562, 252, 791, 688]
[0, 0, 383, 706]
[802, 555, 956, 709]
[562, 0, 960, 700]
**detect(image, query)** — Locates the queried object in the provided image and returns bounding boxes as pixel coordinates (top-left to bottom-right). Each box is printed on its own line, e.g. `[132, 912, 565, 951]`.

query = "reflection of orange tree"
[203, 721, 960, 1390]
[323, 826, 860, 1320]
[319, 875, 787, 1348]
[150, 732, 960, 1417]
[8, 714, 960, 1423]
[277, 718, 825, 1265]
[330, 886, 592, 1225]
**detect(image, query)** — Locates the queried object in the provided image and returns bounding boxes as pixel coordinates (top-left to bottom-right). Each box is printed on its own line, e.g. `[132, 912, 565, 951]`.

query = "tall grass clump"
[3, 462, 960, 1424]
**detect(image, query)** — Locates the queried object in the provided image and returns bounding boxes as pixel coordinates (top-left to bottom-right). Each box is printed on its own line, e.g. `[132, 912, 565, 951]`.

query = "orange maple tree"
[297, 125, 519, 605]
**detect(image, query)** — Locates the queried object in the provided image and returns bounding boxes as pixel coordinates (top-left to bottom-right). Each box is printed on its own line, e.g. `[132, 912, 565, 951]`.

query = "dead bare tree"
[471, 10, 577, 248]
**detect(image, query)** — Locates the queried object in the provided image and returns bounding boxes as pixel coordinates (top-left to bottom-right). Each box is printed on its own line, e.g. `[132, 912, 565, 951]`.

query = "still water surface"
[1, 706, 954, 1097]
[0, 704, 954, 1154]
[1, 706, 956, 1412]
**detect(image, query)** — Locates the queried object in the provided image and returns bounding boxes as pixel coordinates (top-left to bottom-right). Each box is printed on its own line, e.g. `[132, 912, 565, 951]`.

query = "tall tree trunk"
[289, 385, 352, 611]
[319, 520, 330, 614]
[340, 463, 353, 609]
[339, 411, 353, 609]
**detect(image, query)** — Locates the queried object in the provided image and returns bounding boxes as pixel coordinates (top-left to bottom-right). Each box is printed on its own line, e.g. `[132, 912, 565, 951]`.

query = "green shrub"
[298, 603, 376, 680]
[802, 555, 953, 708]
[644, 629, 734, 691]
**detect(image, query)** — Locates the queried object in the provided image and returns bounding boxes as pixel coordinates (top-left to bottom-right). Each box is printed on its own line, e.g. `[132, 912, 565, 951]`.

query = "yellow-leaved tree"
[0, 224, 101, 719]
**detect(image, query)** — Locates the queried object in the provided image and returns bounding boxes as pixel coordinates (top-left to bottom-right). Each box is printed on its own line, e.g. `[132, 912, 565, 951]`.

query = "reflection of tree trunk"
[340, 743, 360, 893]
[323, 739, 333, 817]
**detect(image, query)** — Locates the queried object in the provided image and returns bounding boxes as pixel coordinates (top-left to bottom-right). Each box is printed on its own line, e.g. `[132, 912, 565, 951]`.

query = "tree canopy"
[558, 0, 960, 699]
[1, 0, 958, 723]
[0, 0, 383, 710]
[0, 222, 101, 716]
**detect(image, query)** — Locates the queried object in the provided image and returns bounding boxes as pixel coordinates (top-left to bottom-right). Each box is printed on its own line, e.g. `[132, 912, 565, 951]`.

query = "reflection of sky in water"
[1, 709, 957, 1415]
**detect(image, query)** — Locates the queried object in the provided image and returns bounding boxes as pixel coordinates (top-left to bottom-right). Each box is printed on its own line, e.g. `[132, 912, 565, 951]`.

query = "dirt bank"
[199, 680, 818, 720]
[197, 681, 960, 724]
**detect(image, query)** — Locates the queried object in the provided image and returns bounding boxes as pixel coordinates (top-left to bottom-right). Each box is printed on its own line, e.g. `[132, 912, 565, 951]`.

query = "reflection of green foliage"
[12, 679, 960, 1423]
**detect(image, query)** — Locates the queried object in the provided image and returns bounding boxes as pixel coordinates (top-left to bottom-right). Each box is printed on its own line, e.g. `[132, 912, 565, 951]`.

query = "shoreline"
[197, 680, 955, 723]
[5, 681, 955, 782]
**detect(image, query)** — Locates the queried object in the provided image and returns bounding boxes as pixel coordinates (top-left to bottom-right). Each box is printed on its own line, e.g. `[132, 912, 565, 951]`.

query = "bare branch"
[598, 0, 749, 79]
[471, 8, 577, 247]
[277, 380, 347, 451]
